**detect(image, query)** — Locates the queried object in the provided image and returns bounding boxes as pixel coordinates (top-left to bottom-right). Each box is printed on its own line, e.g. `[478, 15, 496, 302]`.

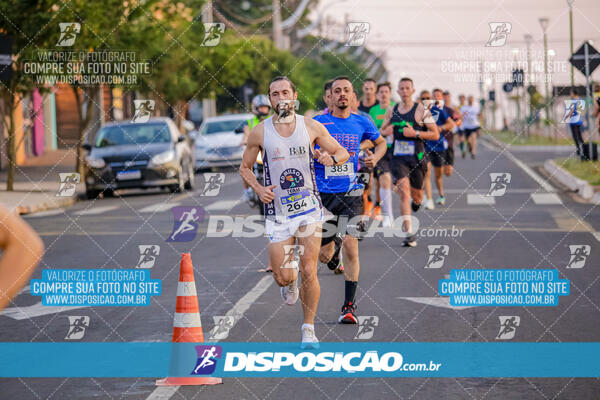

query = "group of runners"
[239, 75, 481, 348]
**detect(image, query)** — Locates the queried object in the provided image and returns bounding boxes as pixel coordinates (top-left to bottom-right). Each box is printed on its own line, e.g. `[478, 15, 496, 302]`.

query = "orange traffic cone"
[156, 253, 222, 386]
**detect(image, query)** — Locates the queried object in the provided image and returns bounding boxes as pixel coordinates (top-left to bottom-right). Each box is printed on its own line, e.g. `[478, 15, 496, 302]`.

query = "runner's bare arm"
[359, 140, 374, 150]
[379, 107, 394, 136]
[404, 103, 439, 141]
[0, 205, 44, 311]
[239, 123, 276, 203]
[305, 117, 349, 166]
[441, 116, 455, 132]
[363, 136, 387, 168]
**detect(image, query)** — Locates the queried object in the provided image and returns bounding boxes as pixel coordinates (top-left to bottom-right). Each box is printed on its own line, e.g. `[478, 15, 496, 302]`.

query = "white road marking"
[593, 232, 600, 242]
[481, 140, 556, 192]
[397, 296, 475, 310]
[466, 194, 496, 205]
[23, 209, 65, 218]
[73, 205, 119, 215]
[146, 275, 273, 400]
[531, 193, 563, 205]
[139, 203, 179, 213]
[205, 199, 241, 211]
[0, 302, 89, 320]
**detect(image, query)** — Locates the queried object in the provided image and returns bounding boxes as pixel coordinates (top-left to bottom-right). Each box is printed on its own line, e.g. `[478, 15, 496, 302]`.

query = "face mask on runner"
[274, 100, 298, 123]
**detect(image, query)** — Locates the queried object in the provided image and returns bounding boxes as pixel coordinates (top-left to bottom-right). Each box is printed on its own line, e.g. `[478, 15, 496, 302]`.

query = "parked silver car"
[193, 113, 253, 170]
[82, 118, 195, 198]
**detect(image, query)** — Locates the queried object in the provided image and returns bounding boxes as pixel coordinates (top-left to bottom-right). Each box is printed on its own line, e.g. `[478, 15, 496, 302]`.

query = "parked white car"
[193, 113, 253, 170]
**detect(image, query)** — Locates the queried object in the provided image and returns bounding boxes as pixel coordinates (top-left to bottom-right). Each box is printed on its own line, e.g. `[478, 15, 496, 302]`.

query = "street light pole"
[567, 0, 575, 90]
[539, 17, 551, 140]
[524, 34, 533, 138]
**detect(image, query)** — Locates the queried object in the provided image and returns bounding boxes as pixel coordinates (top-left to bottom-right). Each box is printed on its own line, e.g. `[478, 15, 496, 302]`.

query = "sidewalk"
[0, 149, 84, 214]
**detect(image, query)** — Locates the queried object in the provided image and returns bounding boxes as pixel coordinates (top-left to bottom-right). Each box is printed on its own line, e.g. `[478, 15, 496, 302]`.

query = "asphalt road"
[1, 140, 599, 399]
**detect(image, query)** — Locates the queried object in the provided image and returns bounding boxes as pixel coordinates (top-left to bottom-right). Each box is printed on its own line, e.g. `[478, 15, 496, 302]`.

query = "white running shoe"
[381, 215, 393, 228]
[281, 269, 299, 306]
[301, 324, 319, 349]
[241, 188, 252, 202]
[425, 199, 435, 210]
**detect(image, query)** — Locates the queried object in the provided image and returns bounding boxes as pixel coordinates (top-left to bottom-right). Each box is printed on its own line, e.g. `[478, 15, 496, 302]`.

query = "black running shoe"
[402, 234, 417, 247]
[338, 301, 358, 324]
[411, 201, 421, 212]
[327, 234, 343, 271]
[356, 219, 367, 241]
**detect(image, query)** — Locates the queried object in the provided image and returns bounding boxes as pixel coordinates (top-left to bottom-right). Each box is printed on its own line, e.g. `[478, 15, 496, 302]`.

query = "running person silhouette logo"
[567, 245, 590, 269]
[354, 316, 379, 339]
[282, 245, 304, 269]
[168, 206, 204, 242]
[561, 100, 585, 123]
[137, 245, 160, 268]
[208, 316, 235, 340]
[191, 345, 222, 375]
[345, 22, 370, 46]
[496, 316, 520, 340]
[425, 245, 449, 269]
[486, 22, 512, 47]
[65, 316, 90, 340]
[200, 23, 225, 46]
[57, 173, 80, 197]
[57, 23, 81, 46]
[487, 173, 511, 196]
[132, 100, 155, 123]
[201, 173, 225, 196]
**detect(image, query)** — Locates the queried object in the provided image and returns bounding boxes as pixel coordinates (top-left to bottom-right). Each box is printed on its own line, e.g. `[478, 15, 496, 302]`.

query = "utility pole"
[202, 0, 217, 120]
[273, 0, 285, 49]
[524, 34, 533, 138]
[567, 0, 575, 90]
[539, 17, 551, 140]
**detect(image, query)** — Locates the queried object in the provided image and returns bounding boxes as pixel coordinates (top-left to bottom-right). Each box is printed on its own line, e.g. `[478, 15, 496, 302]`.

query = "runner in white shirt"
[460, 95, 481, 159]
[239, 76, 349, 348]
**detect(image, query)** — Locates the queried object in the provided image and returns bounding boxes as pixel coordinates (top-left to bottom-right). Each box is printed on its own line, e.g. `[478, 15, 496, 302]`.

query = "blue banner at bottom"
[1, 342, 599, 378]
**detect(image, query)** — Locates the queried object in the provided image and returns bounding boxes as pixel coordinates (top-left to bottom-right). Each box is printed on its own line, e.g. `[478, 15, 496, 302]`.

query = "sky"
[307, 0, 600, 104]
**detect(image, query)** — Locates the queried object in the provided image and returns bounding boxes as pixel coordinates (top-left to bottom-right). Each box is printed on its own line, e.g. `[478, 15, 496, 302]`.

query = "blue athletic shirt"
[313, 113, 380, 193]
[425, 105, 449, 152]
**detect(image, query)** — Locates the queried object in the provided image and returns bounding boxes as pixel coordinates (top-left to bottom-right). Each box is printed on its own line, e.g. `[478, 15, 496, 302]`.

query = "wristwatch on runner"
[415, 131, 420, 139]
[331, 154, 338, 165]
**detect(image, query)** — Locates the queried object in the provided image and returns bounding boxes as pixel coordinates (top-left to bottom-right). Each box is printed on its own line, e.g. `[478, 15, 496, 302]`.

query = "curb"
[15, 194, 82, 215]
[543, 159, 597, 203]
[482, 134, 573, 152]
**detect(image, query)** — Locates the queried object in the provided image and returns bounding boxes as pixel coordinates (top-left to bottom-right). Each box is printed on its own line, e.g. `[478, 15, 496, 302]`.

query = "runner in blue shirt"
[313, 76, 387, 324]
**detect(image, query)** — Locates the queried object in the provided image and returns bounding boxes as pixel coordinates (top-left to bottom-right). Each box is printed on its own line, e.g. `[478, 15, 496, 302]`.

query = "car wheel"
[103, 188, 115, 197]
[169, 168, 184, 193]
[184, 162, 194, 190]
[86, 189, 101, 200]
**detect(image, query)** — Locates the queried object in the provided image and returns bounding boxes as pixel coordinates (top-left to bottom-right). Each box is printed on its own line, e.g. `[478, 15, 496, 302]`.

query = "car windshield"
[95, 123, 171, 147]
[201, 119, 246, 135]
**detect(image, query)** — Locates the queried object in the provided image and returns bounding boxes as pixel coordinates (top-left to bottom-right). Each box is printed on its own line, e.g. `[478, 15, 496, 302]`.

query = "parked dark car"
[82, 118, 195, 199]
